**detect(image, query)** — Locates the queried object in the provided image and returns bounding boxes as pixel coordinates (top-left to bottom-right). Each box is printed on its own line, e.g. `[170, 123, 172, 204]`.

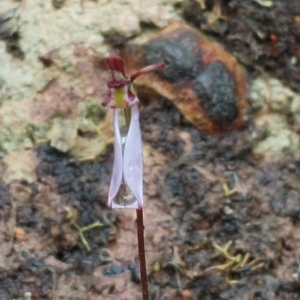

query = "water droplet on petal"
[114, 181, 136, 207]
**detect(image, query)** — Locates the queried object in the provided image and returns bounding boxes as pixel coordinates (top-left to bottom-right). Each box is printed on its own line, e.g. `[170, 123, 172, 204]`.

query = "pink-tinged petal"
[102, 89, 112, 107]
[107, 80, 127, 89]
[130, 62, 165, 82]
[105, 53, 126, 76]
[108, 109, 123, 208]
[124, 103, 143, 209]
[125, 87, 139, 107]
[111, 198, 140, 209]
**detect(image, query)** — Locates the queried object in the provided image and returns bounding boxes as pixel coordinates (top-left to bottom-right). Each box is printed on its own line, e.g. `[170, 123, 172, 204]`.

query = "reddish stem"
[136, 208, 149, 300]
[130, 63, 165, 82]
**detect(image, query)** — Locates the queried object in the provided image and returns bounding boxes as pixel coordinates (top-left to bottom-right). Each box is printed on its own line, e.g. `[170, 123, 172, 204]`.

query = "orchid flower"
[102, 53, 164, 209]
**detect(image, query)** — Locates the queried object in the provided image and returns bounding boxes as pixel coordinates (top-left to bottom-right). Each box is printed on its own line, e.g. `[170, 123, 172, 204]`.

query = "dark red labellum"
[105, 53, 126, 76]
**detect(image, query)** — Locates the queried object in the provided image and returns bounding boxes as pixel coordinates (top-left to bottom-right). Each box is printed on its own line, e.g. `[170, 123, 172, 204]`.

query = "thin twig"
[5, 200, 17, 257]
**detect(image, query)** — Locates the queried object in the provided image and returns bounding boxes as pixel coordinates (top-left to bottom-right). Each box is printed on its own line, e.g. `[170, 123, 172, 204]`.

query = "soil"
[1, 0, 300, 300]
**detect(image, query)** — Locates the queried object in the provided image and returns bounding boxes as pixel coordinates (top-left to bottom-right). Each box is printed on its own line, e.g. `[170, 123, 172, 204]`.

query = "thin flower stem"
[136, 208, 149, 300]
[123, 89, 148, 298]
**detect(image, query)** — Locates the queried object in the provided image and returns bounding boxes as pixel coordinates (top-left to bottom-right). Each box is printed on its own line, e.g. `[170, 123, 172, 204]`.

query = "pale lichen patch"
[252, 113, 300, 155]
[3, 149, 39, 183]
[249, 76, 300, 156]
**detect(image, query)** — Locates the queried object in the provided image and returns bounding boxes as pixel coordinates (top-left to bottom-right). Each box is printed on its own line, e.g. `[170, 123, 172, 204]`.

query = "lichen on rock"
[249, 76, 300, 155]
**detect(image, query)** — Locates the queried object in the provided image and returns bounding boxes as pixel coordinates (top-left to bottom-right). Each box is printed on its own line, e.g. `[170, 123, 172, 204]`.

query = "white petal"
[123, 103, 143, 209]
[108, 109, 123, 208]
